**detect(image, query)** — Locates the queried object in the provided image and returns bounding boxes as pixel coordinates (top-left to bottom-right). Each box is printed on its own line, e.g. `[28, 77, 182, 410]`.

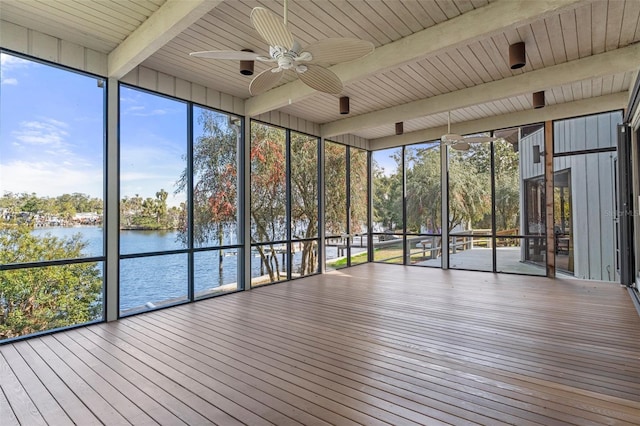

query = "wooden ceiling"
[1, 0, 638, 147]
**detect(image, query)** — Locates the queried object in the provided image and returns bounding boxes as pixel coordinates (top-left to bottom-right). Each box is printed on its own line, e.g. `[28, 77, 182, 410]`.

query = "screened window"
[0, 52, 105, 340]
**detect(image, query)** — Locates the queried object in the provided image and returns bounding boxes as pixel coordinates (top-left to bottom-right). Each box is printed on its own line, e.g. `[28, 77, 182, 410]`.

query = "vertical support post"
[345, 146, 352, 266]
[490, 139, 497, 272]
[402, 146, 408, 264]
[319, 137, 326, 273]
[441, 144, 449, 269]
[105, 78, 119, 321]
[186, 105, 194, 301]
[367, 150, 374, 263]
[285, 129, 292, 280]
[243, 118, 252, 289]
[545, 120, 555, 277]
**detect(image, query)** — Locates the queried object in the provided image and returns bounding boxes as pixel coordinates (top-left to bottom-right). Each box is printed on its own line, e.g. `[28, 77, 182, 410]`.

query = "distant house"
[73, 212, 102, 225]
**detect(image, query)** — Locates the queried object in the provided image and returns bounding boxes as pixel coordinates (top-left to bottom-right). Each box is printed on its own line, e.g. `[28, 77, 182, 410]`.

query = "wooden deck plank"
[153, 305, 546, 425]
[239, 284, 640, 394]
[63, 328, 214, 425]
[1, 264, 639, 425]
[0, 384, 20, 426]
[162, 291, 637, 425]
[0, 352, 45, 426]
[8, 340, 102, 425]
[52, 332, 187, 425]
[85, 323, 269, 425]
[185, 295, 637, 425]
[25, 338, 132, 425]
[135, 311, 459, 425]
[0, 345, 73, 425]
[100, 319, 345, 426]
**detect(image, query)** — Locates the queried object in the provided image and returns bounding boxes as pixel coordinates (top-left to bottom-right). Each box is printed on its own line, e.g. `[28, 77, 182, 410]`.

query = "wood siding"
[1, 264, 639, 425]
[120, 65, 245, 117]
[552, 111, 623, 281]
[0, 21, 107, 76]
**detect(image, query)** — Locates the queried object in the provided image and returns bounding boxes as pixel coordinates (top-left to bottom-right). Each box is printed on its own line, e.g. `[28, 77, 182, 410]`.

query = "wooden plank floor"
[1, 264, 640, 425]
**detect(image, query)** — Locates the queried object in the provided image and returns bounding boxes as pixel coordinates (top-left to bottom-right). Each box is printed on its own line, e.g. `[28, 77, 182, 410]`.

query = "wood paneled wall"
[0, 21, 106, 76]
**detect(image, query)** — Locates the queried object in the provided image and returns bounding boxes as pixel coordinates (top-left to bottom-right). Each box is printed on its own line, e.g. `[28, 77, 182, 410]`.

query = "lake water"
[31, 227, 309, 313]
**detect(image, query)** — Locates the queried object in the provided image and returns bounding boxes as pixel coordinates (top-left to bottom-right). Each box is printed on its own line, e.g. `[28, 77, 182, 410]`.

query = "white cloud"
[0, 160, 103, 198]
[124, 106, 170, 117]
[1, 53, 31, 86]
[11, 118, 70, 150]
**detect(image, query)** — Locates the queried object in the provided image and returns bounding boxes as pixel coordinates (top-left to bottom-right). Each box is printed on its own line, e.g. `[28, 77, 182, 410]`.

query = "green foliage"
[0, 225, 102, 340]
[373, 139, 521, 235]
[291, 133, 319, 275]
[349, 149, 368, 234]
[324, 142, 347, 235]
[0, 192, 103, 221]
[176, 110, 238, 246]
[120, 190, 178, 230]
[373, 151, 403, 231]
[405, 144, 441, 233]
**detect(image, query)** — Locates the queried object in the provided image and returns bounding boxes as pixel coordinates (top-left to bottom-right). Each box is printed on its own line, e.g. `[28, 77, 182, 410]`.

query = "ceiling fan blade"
[441, 133, 463, 144]
[304, 38, 374, 65]
[463, 136, 499, 143]
[249, 67, 284, 95]
[190, 50, 261, 60]
[297, 64, 343, 94]
[251, 7, 294, 50]
[452, 142, 471, 151]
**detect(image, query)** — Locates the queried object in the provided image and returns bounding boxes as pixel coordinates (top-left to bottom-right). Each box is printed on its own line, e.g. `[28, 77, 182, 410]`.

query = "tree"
[324, 142, 347, 235]
[0, 224, 102, 340]
[290, 132, 319, 276]
[405, 144, 441, 234]
[373, 154, 403, 232]
[177, 110, 239, 250]
[250, 123, 287, 282]
[349, 148, 368, 235]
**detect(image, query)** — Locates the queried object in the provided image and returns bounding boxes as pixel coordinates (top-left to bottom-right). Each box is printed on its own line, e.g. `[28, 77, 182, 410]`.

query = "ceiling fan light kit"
[509, 42, 526, 69]
[339, 96, 350, 114]
[190, 1, 374, 96]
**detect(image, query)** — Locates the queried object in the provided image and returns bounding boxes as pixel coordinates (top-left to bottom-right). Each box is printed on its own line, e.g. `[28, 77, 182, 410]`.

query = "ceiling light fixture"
[239, 49, 255, 76]
[533, 91, 545, 109]
[509, 42, 526, 69]
[339, 96, 350, 114]
[395, 122, 403, 135]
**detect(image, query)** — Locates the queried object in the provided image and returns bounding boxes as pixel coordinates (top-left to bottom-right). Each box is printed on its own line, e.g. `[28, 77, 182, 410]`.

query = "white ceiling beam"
[323, 43, 640, 138]
[108, 0, 222, 79]
[369, 92, 628, 150]
[244, 0, 588, 117]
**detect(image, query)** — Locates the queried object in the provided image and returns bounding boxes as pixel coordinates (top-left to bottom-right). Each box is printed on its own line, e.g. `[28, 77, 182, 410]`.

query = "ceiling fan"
[190, 0, 374, 96]
[441, 111, 499, 151]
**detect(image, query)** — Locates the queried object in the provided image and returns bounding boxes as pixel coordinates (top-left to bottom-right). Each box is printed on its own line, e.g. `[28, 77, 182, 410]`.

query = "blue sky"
[1, 52, 187, 206]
